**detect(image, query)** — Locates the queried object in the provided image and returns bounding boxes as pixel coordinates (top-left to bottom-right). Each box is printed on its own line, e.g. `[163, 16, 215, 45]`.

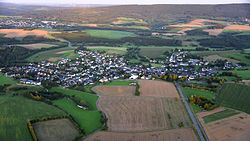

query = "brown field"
[224, 25, 250, 31]
[84, 128, 198, 141]
[204, 55, 240, 63]
[139, 80, 179, 98]
[17, 43, 56, 50]
[33, 118, 80, 141]
[0, 29, 49, 38]
[202, 113, 250, 141]
[92, 86, 136, 96]
[170, 19, 224, 28]
[203, 29, 223, 36]
[98, 96, 191, 132]
[198, 107, 225, 118]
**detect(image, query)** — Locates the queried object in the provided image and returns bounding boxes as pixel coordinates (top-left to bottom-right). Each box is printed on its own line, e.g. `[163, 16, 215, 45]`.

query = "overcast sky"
[2, 0, 250, 5]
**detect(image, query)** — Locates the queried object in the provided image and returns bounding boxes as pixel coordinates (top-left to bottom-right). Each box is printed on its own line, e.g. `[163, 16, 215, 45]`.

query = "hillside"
[216, 83, 250, 114]
[1, 3, 250, 25]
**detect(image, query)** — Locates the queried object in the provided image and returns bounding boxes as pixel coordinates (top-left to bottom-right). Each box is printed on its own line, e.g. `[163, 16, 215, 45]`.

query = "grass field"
[182, 87, 215, 100]
[222, 53, 250, 66]
[27, 47, 78, 62]
[203, 109, 240, 123]
[87, 46, 127, 55]
[216, 83, 250, 114]
[104, 80, 135, 86]
[85, 30, 137, 39]
[50, 87, 98, 110]
[191, 50, 240, 57]
[233, 70, 250, 80]
[0, 95, 66, 141]
[52, 98, 102, 134]
[0, 74, 16, 86]
[18, 43, 57, 50]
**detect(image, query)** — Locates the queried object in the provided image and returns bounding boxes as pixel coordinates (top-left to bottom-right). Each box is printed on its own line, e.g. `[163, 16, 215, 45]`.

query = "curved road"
[175, 82, 208, 141]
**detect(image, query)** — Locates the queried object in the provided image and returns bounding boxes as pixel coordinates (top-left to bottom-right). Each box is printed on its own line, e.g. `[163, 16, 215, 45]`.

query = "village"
[1, 48, 241, 87]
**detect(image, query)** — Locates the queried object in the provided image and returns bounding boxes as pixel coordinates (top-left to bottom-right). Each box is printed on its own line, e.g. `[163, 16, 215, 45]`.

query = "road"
[175, 82, 208, 141]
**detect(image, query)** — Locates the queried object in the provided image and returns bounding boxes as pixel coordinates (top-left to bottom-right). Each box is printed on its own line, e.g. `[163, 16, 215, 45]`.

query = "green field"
[105, 80, 135, 86]
[0, 74, 16, 86]
[233, 70, 250, 80]
[182, 87, 215, 100]
[87, 46, 127, 55]
[216, 83, 250, 114]
[85, 30, 137, 39]
[0, 95, 66, 141]
[27, 47, 78, 62]
[191, 50, 240, 57]
[50, 87, 98, 110]
[52, 98, 102, 134]
[223, 53, 250, 66]
[203, 109, 240, 123]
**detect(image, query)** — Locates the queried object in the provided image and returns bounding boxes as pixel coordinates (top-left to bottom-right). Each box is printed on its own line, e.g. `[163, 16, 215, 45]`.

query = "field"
[27, 47, 78, 62]
[0, 29, 49, 38]
[139, 46, 195, 58]
[203, 109, 240, 123]
[0, 74, 16, 86]
[170, 19, 225, 28]
[233, 70, 250, 80]
[224, 25, 250, 31]
[202, 113, 250, 141]
[104, 80, 135, 86]
[182, 87, 215, 100]
[85, 29, 137, 39]
[50, 87, 99, 110]
[17, 43, 57, 50]
[98, 96, 191, 132]
[191, 50, 240, 57]
[33, 118, 80, 141]
[87, 46, 127, 55]
[0, 95, 66, 141]
[92, 86, 136, 96]
[203, 54, 239, 63]
[222, 53, 250, 66]
[216, 83, 250, 114]
[85, 128, 198, 141]
[52, 98, 102, 134]
[139, 80, 179, 98]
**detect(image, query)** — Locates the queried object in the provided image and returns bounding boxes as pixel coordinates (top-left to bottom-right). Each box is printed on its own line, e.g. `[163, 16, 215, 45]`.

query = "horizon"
[1, 0, 250, 5]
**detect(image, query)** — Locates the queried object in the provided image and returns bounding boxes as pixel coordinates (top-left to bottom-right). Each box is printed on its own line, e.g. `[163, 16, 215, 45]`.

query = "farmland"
[0, 29, 50, 38]
[85, 29, 137, 39]
[202, 113, 250, 141]
[216, 83, 250, 114]
[87, 46, 127, 55]
[92, 86, 136, 96]
[0, 95, 66, 141]
[33, 118, 80, 141]
[17, 43, 57, 50]
[139, 80, 179, 98]
[182, 87, 215, 100]
[222, 53, 250, 66]
[104, 80, 135, 86]
[52, 98, 102, 134]
[99, 96, 191, 132]
[203, 109, 240, 123]
[27, 47, 78, 62]
[85, 128, 198, 141]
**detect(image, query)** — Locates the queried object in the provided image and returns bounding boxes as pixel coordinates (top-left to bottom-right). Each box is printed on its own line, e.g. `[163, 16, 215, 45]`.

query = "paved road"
[175, 82, 208, 141]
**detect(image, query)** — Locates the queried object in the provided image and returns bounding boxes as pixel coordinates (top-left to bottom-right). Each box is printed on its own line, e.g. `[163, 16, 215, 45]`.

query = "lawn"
[0, 74, 16, 86]
[216, 83, 250, 114]
[182, 87, 215, 100]
[85, 29, 137, 39]
[0, 95, 66, 141]
[203, 109, 240, 123]
[50, 87, 98, 110]
[52, 98, 102, 134]
[27, 47, 78, 62]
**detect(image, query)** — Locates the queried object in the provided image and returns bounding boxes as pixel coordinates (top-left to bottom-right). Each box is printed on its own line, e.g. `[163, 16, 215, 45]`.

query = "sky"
[1, 0, 250, 5]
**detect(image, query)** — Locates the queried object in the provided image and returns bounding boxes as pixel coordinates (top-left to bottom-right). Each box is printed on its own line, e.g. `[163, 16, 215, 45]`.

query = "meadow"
[85, 29, 137, 39]
[27, 47, 78, 62]
[0, 95, 66, 141]
[182, 87, 215, 100]
[0, 74, 16, 86]
[52, 98, 102, 134]
[216, 83, 250, 114]
[104, 80, 135, 86]
[87, 46, 127, 55]
[222, 53, 250, 66]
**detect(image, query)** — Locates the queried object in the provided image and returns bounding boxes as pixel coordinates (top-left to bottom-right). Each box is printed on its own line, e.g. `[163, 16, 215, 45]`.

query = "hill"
[1, 3, 250, 25]
[216, 83, 250, 114]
